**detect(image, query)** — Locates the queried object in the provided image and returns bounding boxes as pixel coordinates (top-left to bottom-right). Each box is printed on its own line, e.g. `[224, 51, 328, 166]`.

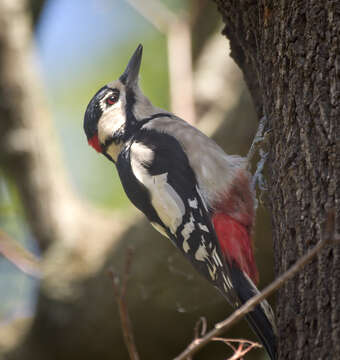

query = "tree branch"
[108, 248, 140, 360]
[212, 338, 261, 359]
[124, 0, 176, 32]
[190, 317, 261, 360]
[125, 0, 195, 123]
[174, 211, 338, 360]
[0, 0, 135, 273]
[0, 229, 41, 278]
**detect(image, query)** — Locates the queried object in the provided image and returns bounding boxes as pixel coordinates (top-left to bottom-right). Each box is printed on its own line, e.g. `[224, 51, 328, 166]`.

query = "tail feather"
[229, 261, 277, 360]
[246, 309, 277, 360]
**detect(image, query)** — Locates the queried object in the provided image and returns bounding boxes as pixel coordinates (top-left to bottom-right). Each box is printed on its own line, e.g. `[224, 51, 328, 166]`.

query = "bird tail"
[229, 261, 277, 360]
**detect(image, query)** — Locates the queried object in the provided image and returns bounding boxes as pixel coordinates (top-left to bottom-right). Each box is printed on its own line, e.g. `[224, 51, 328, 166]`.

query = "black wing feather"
[116, 129, 238, 304]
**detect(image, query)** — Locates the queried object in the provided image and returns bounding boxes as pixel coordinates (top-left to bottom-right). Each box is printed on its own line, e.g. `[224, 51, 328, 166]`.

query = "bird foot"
[247, 116, 271, 203]
[247, 116, 270, 162]
[252, 149, 268, 191]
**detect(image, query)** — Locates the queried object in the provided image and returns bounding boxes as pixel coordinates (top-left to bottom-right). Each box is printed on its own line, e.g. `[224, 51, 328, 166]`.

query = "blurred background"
[0, 0, 274, 359]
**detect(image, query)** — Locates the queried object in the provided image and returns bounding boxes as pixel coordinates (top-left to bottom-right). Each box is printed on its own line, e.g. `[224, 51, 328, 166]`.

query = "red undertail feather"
[213, 213, 259, 284]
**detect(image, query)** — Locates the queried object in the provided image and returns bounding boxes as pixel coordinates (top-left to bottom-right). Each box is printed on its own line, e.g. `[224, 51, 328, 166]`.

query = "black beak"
[119, 44, 143, 87]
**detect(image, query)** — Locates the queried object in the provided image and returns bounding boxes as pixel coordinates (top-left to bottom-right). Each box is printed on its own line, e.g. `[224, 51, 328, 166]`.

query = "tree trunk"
[213, 1, 340, 359]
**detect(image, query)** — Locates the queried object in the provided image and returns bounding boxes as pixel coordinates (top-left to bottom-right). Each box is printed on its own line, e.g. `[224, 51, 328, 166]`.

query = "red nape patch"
[213, 213, 259, 284]
[88, 134, 102, 153]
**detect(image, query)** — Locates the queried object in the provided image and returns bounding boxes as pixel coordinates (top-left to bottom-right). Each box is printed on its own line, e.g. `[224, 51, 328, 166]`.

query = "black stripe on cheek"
[102, 113, 173, 154]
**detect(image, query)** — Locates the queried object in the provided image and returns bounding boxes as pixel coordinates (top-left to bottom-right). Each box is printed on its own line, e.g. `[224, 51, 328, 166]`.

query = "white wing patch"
[181, 213, 195, 253]
[198, 223, 209, 233]
[222, 273, 233, 290]
[130, 142, 185, 235]
[195, 239, 209, 262]
[188, 198, 198, 209]
[195, 236, 218, 280]
[212, 247, 223, 267]
[151, 173, 185, 234]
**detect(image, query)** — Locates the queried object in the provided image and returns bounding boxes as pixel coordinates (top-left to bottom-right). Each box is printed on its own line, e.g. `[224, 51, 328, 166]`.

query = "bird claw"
[247, 116, 269, 162]
[248, 115, 271, 201]
[252, 149, 268, 192]
[256, 173, 268, 191]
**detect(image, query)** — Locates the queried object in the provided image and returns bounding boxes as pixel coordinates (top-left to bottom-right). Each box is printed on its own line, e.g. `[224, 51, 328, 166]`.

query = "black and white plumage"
[83, 44, 277, 359]
[118, 128, 237, 301]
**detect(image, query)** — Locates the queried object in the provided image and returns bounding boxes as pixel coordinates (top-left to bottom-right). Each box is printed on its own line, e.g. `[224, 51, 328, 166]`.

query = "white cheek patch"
[97, 100, 126, 144]
[130, 142, 185, 235]
[97, 83, 127, 145]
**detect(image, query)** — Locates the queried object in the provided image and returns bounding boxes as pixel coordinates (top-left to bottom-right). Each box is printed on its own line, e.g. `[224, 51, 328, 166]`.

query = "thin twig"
[212, 338, 261, 360]
[194, 317, 207, 340]
[0, 229, 41, 278]
[167, 17, 196, 124]
[125, 0, 196, 123]
[191, 318, 260, 359]
[125, 0, 176, 32]
[174, 211, 338, 360]
[108, 247, 140, 360]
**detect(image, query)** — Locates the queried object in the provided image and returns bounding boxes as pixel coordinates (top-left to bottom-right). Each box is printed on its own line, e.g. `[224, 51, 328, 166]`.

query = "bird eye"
[106, 92, 119, 106]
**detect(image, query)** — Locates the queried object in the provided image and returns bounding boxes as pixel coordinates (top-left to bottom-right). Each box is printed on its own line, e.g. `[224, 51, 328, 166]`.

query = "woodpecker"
[84, 44, 277, 359]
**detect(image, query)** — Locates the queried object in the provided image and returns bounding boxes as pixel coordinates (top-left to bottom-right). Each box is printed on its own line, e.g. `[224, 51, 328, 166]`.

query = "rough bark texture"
[214, 1, 340, 359]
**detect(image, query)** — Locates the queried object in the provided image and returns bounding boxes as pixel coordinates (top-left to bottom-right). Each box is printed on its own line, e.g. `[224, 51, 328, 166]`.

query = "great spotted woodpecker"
[84, 44, 277, 359]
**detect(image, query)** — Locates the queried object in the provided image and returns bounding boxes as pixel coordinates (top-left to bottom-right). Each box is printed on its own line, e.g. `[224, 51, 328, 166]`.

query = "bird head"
[83, 44, 155, 162]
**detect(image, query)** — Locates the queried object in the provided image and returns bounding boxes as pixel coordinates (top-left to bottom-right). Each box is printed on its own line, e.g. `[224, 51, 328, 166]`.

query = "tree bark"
[213, 1, 340, 359]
